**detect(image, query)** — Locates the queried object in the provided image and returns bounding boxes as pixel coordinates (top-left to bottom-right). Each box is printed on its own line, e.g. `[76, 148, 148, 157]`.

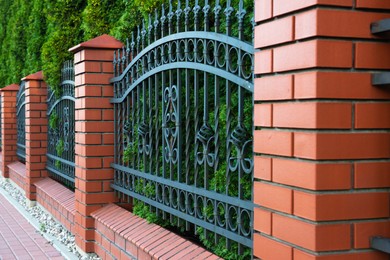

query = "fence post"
[0, 84, 19, 178]
[69, 34, 123, 253]
[23, 71, 48, 202]
[253, 1, 390, 259]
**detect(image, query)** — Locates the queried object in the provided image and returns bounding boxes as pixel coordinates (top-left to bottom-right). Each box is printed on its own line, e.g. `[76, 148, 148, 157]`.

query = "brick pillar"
[1, 84, 19, 178]
[23, 71, 48, 201]
[69, 34, 123, 253]
[253, 1, 390, 259]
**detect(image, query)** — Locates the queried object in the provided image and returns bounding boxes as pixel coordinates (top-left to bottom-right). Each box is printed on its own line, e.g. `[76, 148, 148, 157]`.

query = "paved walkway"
[0, 192, 64, 260]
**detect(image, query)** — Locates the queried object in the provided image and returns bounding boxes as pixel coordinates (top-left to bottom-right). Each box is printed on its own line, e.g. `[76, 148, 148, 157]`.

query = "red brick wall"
[253, 1, 390, 259]
[1, 84, 19, 178]
[69, 34, 123, 252]
[24, 71, 48, 200]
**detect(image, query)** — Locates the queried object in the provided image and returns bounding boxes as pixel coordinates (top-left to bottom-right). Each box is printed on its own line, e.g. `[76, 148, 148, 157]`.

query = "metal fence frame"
[16, 81, 26, 162]
[110, 0, 254, 254]
[46, 60, 76, 189]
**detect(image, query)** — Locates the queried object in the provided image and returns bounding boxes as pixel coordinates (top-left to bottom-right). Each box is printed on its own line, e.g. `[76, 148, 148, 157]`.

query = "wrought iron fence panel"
[46, 60, 75, 189]
[111, 0, 254, 254]
[16, 81, 26, 162]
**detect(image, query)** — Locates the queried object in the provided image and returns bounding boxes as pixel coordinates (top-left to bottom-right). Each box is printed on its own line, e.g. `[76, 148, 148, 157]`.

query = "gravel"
[0, 179, 100, 260]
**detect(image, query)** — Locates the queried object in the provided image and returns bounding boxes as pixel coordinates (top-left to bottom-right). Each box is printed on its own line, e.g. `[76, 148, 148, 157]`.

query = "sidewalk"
[0, 192, 64, 260]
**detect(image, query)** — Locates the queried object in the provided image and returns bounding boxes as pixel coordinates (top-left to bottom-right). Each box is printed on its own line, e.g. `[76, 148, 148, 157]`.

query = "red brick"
[254, 49, 272, 74]
[294, 71, 390, 100]
[75, 62, 102, 74]
[75, 97, 112, 109]
[273, 213, 351, 251]
[76, 85, 103, 98]
[77, 180, 102, 193]
[254, 182, 292, 213]
[354, 221, 390, 249]
[75, 134, 102, 145]
[79, 121, 114, 133]
[273, 0, 352, 17]
[293, 249, 388, 260]
[356, 0, 390, 9]
[294, 191, 389, 221]
[83, 192, 116, 204]
[295, 9, 390, 40]
[255, 0, 272, 22]
[254, 74, 293, 101]
[102, 62, 114, 73]
[273, 158, 351, 190]
[254, 130, 293, 156]
[76, 110, 102, 120]
[273, 102, 352, 129]
[273, 40, 353, 72]
[294, 132, 390, 160]
[102, 134, 114, 145]
[77, 145, 114, 157]
[255, 16, 294, 48]
[102, 110, 114, 121]
[355, 103, 390, 129]
[355, 162, 390, 189]
[253, 233, 292, 260]
[254, 104, 272, 127]
[254, 208, 272, 234]
[253, 156, 272, 181]
[76, 168, 114, 181]
[76, 156, 102, 169]
[355, 42, 390, 69]
[82, 49, 119, 62]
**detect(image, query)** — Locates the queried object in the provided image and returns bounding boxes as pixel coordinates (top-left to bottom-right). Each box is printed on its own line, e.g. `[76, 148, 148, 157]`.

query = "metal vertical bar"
[162, 68, 166, 179]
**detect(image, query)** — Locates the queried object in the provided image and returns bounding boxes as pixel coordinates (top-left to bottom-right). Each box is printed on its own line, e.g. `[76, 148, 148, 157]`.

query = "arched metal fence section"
[46, 60, 76, 189]
[110, 0, 254, 254]
[16, 81, 26, 162]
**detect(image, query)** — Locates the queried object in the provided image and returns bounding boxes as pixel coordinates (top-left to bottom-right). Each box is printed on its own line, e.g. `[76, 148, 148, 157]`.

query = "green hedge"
[0, 0, 252, 88]
[0, 0, 163, 88]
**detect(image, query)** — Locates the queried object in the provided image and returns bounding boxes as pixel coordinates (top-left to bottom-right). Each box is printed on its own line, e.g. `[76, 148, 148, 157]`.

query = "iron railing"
[16, 81, 26, 162]
[46, 60, 75, 189]
[111, 0, 254, 255]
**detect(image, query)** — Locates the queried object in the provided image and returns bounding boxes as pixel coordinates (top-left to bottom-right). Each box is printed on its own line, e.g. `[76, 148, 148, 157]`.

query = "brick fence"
[0, 1, 389, 259]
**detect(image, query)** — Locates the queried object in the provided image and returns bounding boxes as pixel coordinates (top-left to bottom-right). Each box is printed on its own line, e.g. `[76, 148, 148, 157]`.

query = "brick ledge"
[92, 204, 220, 260]
[8, 161, 27, 192]
[35, 178, 75, 233]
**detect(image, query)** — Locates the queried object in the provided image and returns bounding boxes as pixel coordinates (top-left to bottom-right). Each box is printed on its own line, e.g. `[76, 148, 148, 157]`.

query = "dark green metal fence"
[16, 81, 26, 162]
[46, 60, 75, 189]
[110, 0, 254, 254]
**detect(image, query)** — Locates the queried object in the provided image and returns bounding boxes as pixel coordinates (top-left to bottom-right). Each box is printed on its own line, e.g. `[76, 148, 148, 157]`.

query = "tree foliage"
[0, 0, 252, 88]
[0, 0, 165, 88]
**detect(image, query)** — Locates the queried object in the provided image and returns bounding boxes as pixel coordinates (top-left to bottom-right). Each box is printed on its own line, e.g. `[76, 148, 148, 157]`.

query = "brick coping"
[8, 161, 27, 192]
[35, 178, 76, 215]
[35, 178, 75, 234]
[92, 204, 221, 260]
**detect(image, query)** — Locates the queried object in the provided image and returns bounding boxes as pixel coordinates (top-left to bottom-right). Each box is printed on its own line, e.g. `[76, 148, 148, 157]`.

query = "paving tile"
[0, 192, 64, 259]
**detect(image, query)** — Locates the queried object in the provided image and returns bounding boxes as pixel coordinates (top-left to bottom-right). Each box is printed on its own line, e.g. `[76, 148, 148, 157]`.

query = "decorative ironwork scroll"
[16, 81, 26, 162]
[46, 60, 75, 189]
[111, 0, 254, 255]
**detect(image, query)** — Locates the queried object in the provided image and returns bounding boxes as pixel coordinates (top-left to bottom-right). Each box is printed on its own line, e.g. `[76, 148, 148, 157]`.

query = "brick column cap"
[2, 84, 19, 92]
[22, 71, 43, 81]
[69, 34, 123, 53]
